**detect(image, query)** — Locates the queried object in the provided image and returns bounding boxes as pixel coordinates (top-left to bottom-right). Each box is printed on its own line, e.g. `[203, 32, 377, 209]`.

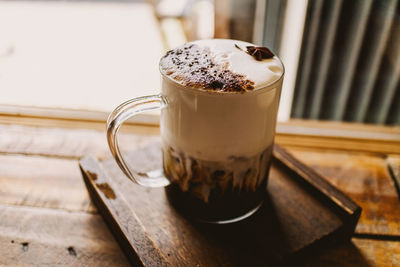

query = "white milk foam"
[160, 39, 283, 92]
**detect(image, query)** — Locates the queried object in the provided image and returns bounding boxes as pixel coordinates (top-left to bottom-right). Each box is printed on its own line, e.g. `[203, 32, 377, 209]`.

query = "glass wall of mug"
[160, 73, 283, 223]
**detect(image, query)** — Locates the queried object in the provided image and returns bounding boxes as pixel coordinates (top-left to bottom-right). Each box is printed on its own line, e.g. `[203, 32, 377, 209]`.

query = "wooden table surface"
[0, 114, 399, 266]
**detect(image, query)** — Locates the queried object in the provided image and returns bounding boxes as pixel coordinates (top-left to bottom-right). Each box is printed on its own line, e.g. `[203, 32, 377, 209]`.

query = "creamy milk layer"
[160, 39, 283, 92]
[159, 39, 284, 161]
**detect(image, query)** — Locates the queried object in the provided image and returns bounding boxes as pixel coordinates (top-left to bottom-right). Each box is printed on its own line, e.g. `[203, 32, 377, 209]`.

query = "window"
[1, 0, 399, 125]
[0, 0, 163, 116]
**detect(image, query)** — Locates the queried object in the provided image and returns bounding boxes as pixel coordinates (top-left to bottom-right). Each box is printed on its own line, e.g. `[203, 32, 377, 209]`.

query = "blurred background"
[0, 0, 399, 125]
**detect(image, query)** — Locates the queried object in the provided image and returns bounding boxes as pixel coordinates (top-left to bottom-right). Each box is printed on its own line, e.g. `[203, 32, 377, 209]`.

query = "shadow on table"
[299, 240, 372, 267]
[191, 195, 292, 266]
[187, 194, 371, 267]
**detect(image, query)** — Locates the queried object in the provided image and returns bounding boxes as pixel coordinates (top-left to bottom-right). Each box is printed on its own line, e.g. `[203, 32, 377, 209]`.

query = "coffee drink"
[159, 39, 284, 222]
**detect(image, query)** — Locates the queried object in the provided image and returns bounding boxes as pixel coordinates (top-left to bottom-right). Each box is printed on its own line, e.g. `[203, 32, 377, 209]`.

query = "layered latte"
[159, 39, 283, 222]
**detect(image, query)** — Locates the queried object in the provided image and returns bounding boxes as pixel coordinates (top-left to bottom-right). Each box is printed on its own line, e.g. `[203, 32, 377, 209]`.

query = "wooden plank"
[0, 114, 160, 132]
[288, 148, 400, 236]
[0, 124, 159, 159]
[0, 116, 399, 157]
[1, 201, 396, 266]
[0, 154, 95, 213]
[80, 143, 361, 266]
[276, 121, 400, 154]
[274, 145, 360, 216]
[277, 121, 400, 141]
[80, 157, 169, 267]
[0, 121, 398, 163]
[0, 104, 159, 126]
[276, 134, 400, 155]
[387, 155, 400, 198]
[281, 119, 400, 135]
[0, 204, 128, 266]
[303, 238, 400, 266]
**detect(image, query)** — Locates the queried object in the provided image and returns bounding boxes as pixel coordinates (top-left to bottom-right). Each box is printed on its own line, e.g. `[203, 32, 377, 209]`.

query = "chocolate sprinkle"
[68, 246, 77, 257]
[160, 43, 255, 92]
[21, 242, 29, 252]
[246, 46, 274, 61]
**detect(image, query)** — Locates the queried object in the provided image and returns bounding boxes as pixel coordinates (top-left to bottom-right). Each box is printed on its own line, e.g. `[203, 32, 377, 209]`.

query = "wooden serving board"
[79, 143, 361, 266]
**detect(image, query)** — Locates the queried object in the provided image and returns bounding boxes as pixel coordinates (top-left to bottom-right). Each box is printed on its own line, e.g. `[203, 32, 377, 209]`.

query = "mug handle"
[106, 94, 170, 187]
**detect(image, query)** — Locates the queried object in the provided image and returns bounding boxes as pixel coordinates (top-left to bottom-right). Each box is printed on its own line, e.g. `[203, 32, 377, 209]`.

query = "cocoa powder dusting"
[161, 44, 255, 93]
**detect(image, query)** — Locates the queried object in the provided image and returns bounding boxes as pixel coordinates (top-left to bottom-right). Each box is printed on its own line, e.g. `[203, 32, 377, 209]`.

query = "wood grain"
[0, 204, 128, 266]
[0, 113, 160, 132]
[0, 124, 159, 159]
[0, 119, 398, 266]
[274, 145, 360, 216]
[0, 104, 160, 127]
[80, 157, 169, 267]
[276, 120, 400, 155]
[288, 148, 400, 236]
[387, 154, 400, 198]
[0, 155, 95, 213]
[1, 201, 396, 266]
[0, 117, 398, 158]
[303, 238, 400, 266]
[275, 134, 400, 155]
[280, 119, 400, 135]
[80, 143, 361, 266]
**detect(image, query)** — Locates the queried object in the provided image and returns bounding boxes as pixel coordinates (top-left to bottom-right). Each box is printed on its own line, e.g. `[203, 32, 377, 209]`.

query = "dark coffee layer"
[162, 146, 273, 222]
[165, 178, 267, 222]
[160, 43, 255, 93]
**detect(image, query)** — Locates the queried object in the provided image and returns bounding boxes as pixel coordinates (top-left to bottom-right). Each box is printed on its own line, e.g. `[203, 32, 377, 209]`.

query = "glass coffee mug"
[107, 40, 284, 224]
